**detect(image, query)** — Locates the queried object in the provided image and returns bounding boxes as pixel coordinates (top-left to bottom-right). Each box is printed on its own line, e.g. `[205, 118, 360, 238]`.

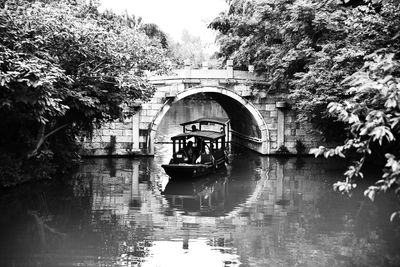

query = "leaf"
[348, 114, 360, 124]
[365, 188, 375, 201]
[390, 211, 399, 222]
[369, 126, 395, 145]
[310, 147, 324, 157]
[385, 97, 397, 109]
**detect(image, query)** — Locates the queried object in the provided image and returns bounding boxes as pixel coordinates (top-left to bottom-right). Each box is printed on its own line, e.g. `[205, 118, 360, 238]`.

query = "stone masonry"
[81, 61, 325, 156]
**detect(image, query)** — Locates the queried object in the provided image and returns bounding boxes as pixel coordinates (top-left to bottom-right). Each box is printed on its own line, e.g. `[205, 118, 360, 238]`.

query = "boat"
[161, 117, 230, 178]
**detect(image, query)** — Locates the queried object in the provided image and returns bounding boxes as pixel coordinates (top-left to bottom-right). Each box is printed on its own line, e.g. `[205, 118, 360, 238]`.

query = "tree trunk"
[27, 123, 46, 159]
[27, 123, 69, 159]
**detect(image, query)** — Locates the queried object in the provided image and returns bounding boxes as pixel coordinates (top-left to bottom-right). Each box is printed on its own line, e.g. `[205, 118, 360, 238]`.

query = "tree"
[167, 29, 207, 68]
[140, 23, 169, 49]
[211, 0, 400, 218]
[311, 51, 400, 220]
[210, 0, 400, 141]
[0, 0, 168, 184]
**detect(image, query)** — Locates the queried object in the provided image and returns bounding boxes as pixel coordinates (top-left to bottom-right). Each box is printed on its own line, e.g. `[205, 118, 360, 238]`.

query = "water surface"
[0, 99, 399, 267]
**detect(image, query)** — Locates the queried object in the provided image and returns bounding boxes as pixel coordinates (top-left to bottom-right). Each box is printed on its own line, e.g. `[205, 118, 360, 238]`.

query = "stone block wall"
[81, 114, 141, 156]
[80, 69, 329, 156]
[239, 90, 325, 154]
[210, 81, 326, 154]
[81, 88, 326, 156]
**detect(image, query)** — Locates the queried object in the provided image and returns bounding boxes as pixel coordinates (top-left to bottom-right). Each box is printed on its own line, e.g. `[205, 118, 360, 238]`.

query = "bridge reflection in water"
[72, 146, 400, 267]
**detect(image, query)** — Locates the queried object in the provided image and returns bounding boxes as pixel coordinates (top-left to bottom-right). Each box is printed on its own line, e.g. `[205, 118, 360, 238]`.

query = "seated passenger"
[195, 144, 215, 164]
[183, 141, 195, 163]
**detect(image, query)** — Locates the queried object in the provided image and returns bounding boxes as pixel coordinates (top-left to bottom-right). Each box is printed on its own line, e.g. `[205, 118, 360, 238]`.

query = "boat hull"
[161, 163, 215, 179]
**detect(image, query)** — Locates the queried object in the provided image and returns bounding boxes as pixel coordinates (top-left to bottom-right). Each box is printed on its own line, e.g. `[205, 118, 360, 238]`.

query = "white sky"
[98, 0, 228, 44]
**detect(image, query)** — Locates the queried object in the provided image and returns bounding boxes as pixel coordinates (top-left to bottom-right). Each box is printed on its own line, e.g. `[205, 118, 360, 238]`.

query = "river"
[0, 100, 399, 267]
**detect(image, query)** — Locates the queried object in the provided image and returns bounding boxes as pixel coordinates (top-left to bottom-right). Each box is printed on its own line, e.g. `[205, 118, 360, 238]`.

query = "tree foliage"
[211, 0, 400, 218]
[311, 51, 400, 220]
[210, 0, 400, 140]
[0, 0, 168, 184]
[140, 23, 169, 49]
[167, 29, 207, 68]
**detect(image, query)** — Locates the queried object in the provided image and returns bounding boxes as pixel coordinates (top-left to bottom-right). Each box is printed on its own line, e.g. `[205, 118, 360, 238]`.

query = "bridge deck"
[148, 69, 266, 82]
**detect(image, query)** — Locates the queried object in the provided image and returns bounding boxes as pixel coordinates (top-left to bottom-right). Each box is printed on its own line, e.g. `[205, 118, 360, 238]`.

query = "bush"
[276, 145, 290, 155]
[295, 140, 306, 154]
[0, 0, 167, 186]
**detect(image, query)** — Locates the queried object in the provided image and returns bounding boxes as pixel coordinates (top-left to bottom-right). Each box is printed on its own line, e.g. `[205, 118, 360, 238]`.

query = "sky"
[98, 0, 228, 44]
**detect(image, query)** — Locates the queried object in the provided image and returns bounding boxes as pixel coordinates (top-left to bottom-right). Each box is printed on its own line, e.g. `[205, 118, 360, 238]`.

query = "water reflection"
[2, 99, 400, 266]
[1, 148, 400, 266]
[162, 173, 229, 217]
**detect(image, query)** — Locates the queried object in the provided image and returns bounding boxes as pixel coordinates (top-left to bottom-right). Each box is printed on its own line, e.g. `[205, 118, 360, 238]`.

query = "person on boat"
[191, 125, 203, 150]
[183, 141, 195, 163]
[195, 143, 215, 165]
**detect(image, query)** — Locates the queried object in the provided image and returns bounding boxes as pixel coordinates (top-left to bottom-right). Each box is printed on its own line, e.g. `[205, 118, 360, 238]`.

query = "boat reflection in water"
[162, 170, 229, 217]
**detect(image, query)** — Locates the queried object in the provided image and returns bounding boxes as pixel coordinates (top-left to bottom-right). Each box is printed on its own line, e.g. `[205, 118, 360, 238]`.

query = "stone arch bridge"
[83, 63, 322, 156]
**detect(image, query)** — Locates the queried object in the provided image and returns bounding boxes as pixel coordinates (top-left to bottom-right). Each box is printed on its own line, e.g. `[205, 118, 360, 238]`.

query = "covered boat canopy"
[171, 131, 225, 141]
[180, 117, 230, 127]
[180, 117, 230, 145]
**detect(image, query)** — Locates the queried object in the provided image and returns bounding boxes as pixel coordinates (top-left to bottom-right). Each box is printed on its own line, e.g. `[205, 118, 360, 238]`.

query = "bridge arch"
[147, 86, 270, 155]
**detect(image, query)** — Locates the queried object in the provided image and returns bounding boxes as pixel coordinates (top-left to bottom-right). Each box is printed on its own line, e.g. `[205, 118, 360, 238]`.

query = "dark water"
[0, 100, 400, 267]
